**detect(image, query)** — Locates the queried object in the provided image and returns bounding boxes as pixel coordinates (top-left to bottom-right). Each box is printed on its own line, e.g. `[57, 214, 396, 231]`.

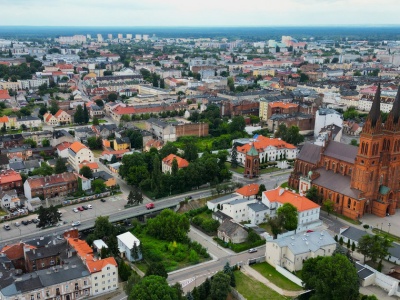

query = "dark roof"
[247, 202, 269, 212]
[53, 129, 73, 139]
[212, 210, 232, 221]
[313, 168, 362, 199]
[93, 171, 113, 181]
[388, 242, 400, 259]
[25, 242, 65, 260]
[391, 86, 400, 123]
[340, 226, 370, 242]
[0, 154, 9, 165]
[15, 276, 42, 293]
[218, 220, 247, 237]
[297, 143, 321, 165]
[24, 236, 57, 248]
[24, 160, 40, 169]
[8, 162, 24, 171]
[358, 267, 374, 279]
[368, 84, 381, 127]
[323, 141, 358, 164]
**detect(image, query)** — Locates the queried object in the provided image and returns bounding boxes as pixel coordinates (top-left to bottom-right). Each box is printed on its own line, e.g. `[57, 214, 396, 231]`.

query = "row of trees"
[274, 123, 304, 146]
[74, 104, 90, 124]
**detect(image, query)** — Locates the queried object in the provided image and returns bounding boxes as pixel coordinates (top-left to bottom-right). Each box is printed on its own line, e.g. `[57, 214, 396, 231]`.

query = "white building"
[0, 190, 20, 209]
[314, 108, 343, 137]
[16, 116, 42, 128]
[68, 141, 95, 171]
[265, 231, 336, 272]
[234, 135, 298, 165]
[117, 232, 142, 262]
[358, 98, 393, 113]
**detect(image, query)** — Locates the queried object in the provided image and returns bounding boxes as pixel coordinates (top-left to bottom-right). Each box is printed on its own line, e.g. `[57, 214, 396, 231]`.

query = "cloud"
[0, 0, 398, 26]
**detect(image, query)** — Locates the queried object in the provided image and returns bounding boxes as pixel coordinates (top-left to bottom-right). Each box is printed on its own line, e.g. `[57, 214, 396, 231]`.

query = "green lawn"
[88, 119, 107, 125]
[257, 223, 274, 236]
[235, 271, 288, 300]
[92, 149, 103, 158]
[225, 162, 245, 174]
[280, 182, 289, 188]
[133, 121, 147, 130]
[0, 208, 8, 217]
[251, 262, 303, 291]
[260, 167, 280, 174]
[372, 228, 400, 243]
[2, 108, 14, 116]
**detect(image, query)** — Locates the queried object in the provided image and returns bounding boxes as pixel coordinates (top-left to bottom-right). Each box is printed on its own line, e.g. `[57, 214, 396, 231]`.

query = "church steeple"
[363, 84, 382, 134]
[391, 86, 400, 123]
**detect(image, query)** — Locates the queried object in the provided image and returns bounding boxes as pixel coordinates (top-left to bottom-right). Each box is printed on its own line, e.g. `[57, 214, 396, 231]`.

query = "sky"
[0, 0, 399, 27]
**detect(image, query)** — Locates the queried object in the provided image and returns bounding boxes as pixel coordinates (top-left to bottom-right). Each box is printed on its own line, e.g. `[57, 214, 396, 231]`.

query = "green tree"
[87, 136, 103, 150]
[127, 191, 135, 205]
[145, 262, 168, 278]
[299, 73, 309, 82]
[306, 186, 322, 204]
[223, 262, 236, 287]
[210, 272, 231, 300]
[302, 254, 359, 300]
[160, 142, 178, 159]
[171, 158, 179, 176]
[353, 70, 362, 76]
[54, 157, 67, 174]
[227, 77, 235, 92]
[120, 114, 131, 122]
[277, 203, 298, 231]
[32, 162, 54, 176]
[37, 205, 61, 228]
[42, 139, 50, 147]
[229, 116, 246, 133]
[231, 144, 238, 169]
[24, 138, 37, 148]
[1, 123, 6, 133]
[49, 99, 60, 115]
[79, 166, 93, 179]
[323, 199, 334, 215]
[92, 179, 106, 193]
[183, 142, 198, 162]
[129, 276, 178, 300]
[119, 260, 132, 281]
[74, 104, 84, 124]
[351, 241, 356, 252]
[257, 184, 266, 199]
[108, 93, 118, 102]
[147, 209, 190, 242]
[350, 139, 358, 146]
[358, 234, 392, 263]
[93, 117, 100, 126]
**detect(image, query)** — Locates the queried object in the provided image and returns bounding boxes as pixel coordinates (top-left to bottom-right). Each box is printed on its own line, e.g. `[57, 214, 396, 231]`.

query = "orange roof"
[101, 149, 129, 156]
[162, 154, 189, 168]
[87, 257, 117, 273]
[0, 116, 9, 123]
[69, 141, 87, 153]
[113, 106, 136, 115]
[263, 188, 320, 212]
[1, 243, 30, 260]
[269, 102, 298, 109]
[27, 172, 77, 189]
[0, 170, 22, 184]
[67, 237, 93, 258]
[236, 184, 259, 197]
[237, 135, 296, 154]
[0, 89, 11, 99]
[54, 109, 65, 117]
[79, 161, 99, 170]
[57, 141, 72, 151]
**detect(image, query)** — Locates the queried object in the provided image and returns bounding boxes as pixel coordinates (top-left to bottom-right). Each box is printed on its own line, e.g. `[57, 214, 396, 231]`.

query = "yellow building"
[252, 68, 276, 77]
[113, 137, 130, 151]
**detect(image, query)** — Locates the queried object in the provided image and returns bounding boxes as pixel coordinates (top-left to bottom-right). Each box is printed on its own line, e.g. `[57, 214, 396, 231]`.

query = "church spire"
[368, 84, 381, 127]
[391, 85, 400, 123]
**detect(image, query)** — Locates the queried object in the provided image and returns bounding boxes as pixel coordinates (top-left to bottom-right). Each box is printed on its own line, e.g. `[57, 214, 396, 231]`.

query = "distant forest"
[1, 26, 400, 42]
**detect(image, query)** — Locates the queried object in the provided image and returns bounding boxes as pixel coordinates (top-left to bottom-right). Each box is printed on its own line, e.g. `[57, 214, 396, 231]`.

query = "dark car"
[22, 220, 29, 226]
[32, 219, 38, 224]
[100, 199, 106, 202]
[82, 205, 88, 210]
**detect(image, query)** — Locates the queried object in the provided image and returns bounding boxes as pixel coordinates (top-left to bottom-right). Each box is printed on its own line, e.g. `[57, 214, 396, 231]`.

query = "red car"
[77, 207, 84, 211]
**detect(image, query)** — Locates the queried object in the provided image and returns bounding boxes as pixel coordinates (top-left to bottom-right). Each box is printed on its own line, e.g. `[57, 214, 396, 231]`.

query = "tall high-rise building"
[143, 35, 149, 41]
[126, 34, 132, 39]
[135, 34, 142, 41]
[108, 34, 113, 39]
[97, 34, 103, 42]
[118, 34, 123, 39]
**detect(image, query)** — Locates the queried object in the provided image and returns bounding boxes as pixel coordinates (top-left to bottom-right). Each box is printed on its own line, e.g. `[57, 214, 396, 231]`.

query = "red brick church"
[289, 84, 400, 220]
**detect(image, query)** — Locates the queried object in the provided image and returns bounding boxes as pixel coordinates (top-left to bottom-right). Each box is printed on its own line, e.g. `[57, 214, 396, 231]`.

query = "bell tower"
[351, 84, 384, 202]
[244, 144, 259, 179]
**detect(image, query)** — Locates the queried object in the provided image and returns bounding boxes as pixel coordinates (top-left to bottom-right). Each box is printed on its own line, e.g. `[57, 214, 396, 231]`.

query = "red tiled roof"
[69, 141, 87, 153]
[263, 188, 320, 212]
[87, 257, 117, 273]
[237, 135, 296, 154]
[113, 106, 136, 115]
[269, 102, 298, 109]
[27, 172, 77, 189]
[0, 89, 11, 100]
[54, 109, 65, 118]
[0, 170, 22, 184]
[162, 154, 189, 168]
[57, 142, 72, 151]
[0, 116, 9, 123]
[236, 184, 260, 197]
[79, 161, 99, 170]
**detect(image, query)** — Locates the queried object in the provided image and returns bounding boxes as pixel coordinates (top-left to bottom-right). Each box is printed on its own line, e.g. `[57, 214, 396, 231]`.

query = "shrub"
[363, 224, 369, 229]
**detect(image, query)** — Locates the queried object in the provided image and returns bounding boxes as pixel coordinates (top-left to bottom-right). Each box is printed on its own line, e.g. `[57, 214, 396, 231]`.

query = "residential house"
[16, 116, 42, 129]
[56, 142, 72, 158]
[234, 135, 298, 165]
[100, 149, 130, 162]
[0, 89, 11, 101]
[236, 183, 259, 199]
[0, 189, 20, 209]
[92, 171, 117, 187]
[113, 137, 130, 151]
[89, 104, 104, 119]
[23, 172, 78, 199]
[110, 106, 136, 122]
[76, 173, 92, 191]
[25, 197, 42, 212]
[54, 109, 72, 124]
[217, 220, 248, 244]
[68, 141, 95, 171]
[23, 130, 52, 147]
[161, 154, 189, 173]
[144, 139, 164, 152]
[51, 129, 75, 147]
[0, 169, 23, 193]
[117, 232, 142, 262]
[75, 127, 96, 141]
[79, 161, 99, 173]
[265, 231, 336, 272]
[43, 112, 59, 126]
[109, 162, 122, 173]
[0, 133, 24, 148]
[92, 124, 117, 139]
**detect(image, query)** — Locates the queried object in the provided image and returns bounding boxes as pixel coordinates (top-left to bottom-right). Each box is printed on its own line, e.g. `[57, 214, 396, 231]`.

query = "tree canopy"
[147, 209, 190, 242]
[129, 275, 179, 300]
[37, 205, 61, 228]
[358, 234, 392, 263]
[277, 203, 298, 231]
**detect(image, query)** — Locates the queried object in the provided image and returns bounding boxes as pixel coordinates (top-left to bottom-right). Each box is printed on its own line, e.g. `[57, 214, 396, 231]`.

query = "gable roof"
[236, 184, 259, 197]
[87, 257, 117, 273]
[263, 187, 320, 212]
[57, 141, 72, 152]
[323, 141, 358, 164]
[297, 143, 322, 164]
[218, 220, 247, 236]
[162, 154, 189, 168]
[237, 135, 296, 154]
[69, 141, 87, 153]
[117, 232, 141, 248]
[340, 226, 371, 242]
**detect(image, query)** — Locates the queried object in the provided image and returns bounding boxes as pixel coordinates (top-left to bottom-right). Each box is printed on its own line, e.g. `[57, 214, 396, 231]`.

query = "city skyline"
[0, 0, 399, 27]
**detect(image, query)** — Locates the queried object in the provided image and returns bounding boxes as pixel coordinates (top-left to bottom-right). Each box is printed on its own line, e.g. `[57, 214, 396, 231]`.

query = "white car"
[71, 221, 81, 227]
[73, 208, 79, 213]
[87, 204, 93, 209]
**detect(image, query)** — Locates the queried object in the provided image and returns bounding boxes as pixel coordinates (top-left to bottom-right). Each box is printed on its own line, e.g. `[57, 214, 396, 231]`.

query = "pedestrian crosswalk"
[179, 277, 195, 288]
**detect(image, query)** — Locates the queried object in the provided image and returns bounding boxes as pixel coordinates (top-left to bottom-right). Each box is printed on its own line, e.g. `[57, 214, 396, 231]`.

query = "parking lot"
[1, 195, 127, 241]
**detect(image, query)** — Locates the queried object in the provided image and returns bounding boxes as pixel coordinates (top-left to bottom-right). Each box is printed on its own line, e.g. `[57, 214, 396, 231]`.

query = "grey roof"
[358, 268, 374, 279]
[99, 124, 117, 131]
[208, 193, 242, 205]
[18, 116, 41, 122]
[212, 210, 232, 221]
[323, 141, 358, 164]
[297, 143, 322, 165]
[225, 198, 253, 206]
[247, 202, 269, 212]
[9, 161, 25, 171]
[15, 276, 42, 293]
[25, 242, 66, 261]
[24, 160, 40, 169]
[318, 108, 341, 116]
[53, 129, 73, 139]
[146, 118, 169, 128]
[273, 231, 336, 255]
[93, 171, 113, 181]
[388, 242, 400, 259]
[340, 226, 370, 242]
[313, 168, 362, 199]
[218, 220, 247, 236]
[25, 236, 57, 248]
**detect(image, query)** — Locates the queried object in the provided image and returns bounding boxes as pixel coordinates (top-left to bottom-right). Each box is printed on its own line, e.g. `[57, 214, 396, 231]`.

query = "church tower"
[382, 86, 400, 212]
[244, 144, 259, 179]
[351, 84, 384, 215]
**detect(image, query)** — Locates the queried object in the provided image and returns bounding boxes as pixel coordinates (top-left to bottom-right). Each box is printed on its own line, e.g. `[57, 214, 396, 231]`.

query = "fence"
[231, 288, 246, 300]
[275, 265, 303, 287]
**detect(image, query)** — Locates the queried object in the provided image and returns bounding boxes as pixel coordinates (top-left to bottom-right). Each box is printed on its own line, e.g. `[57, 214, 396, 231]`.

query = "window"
[41, 263, 45, 267]
[46, 291, 50, 297]
[107, 266, 110, 270]
[50, 260, 55, 265]
[31, 295, 34, 300]
[37, 293, 41, 299]
[95, 283, 98, 287]
[84, 280, 87, 286]
[75, 283, 79, 291]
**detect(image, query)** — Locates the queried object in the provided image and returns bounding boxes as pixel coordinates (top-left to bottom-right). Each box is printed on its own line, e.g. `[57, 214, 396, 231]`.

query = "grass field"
[225, 162, 245, 174]
[0, 209, 8, 217]
[235, 271, 288, 300]
[91, 149, 103, 158]
[133, 121, 147, 130]
[251, 262, 303, 291]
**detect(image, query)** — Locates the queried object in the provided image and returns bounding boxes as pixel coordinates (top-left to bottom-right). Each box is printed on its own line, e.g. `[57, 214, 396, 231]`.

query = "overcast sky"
[0, 0, 399, 26]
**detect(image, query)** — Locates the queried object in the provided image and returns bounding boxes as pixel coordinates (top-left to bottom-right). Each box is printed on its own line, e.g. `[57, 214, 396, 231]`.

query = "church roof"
[368, 83, 381, 127]
[297, 143, 321, 165]
[323, 141, 358, 164]
[247, 144, 259, 156]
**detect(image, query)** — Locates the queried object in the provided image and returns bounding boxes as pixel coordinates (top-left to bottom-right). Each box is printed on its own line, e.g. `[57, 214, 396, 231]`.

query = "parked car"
[3, 224, 11, 230]
[82, 205, 88, 210]
[31, 219, 38, 224]
[71, 221, 81, 227]
[73, 208, 79, 213]
[100, 199, 106, 202]
[87, 204, 93, 209]
[14, 222, 20, 227]
[248, 248, 257, 253]
[21, 220, 29, 226]
[146, 203, 155, 210]
[77, 207, 84, 212]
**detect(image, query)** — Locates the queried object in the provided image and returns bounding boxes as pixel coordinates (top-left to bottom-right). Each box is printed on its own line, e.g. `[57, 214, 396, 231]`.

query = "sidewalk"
[241, 265, 303, 298]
